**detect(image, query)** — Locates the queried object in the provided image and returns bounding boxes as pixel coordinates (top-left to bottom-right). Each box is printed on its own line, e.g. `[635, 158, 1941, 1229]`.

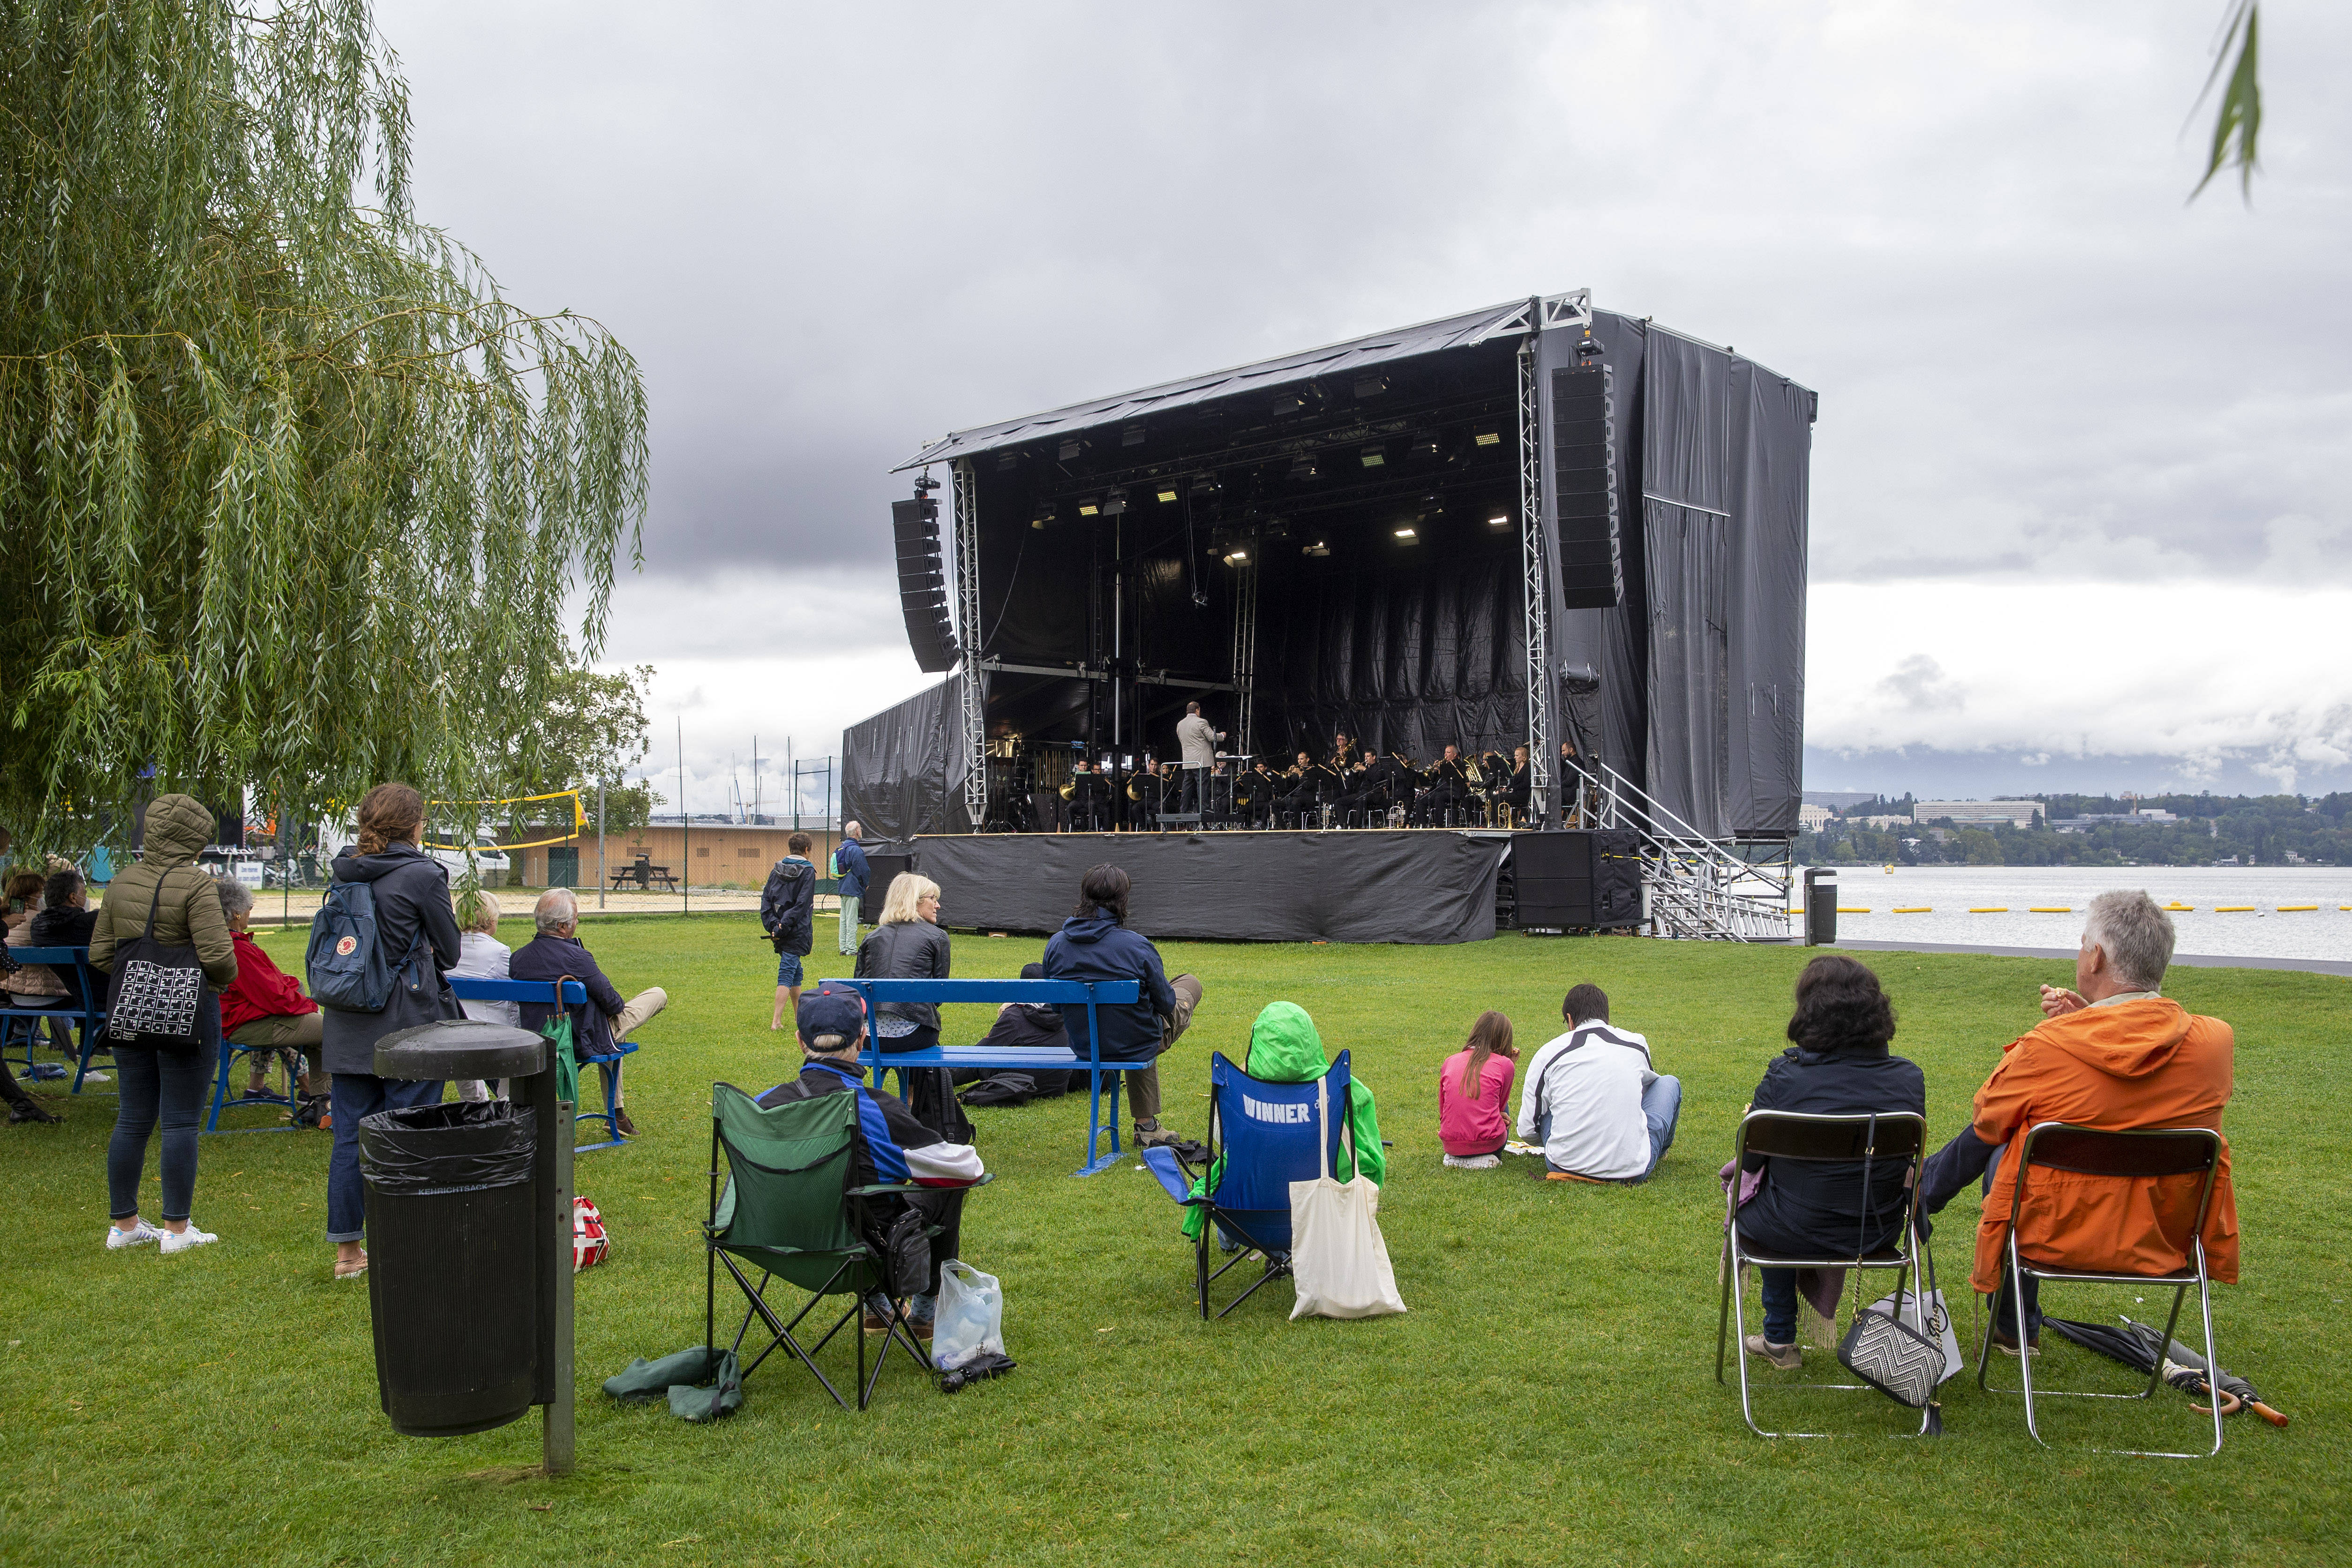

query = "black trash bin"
[362, 1019, 550, 1438]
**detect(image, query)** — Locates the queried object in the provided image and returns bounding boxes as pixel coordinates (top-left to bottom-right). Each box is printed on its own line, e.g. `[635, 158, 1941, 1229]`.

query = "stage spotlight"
[1059, 437, 1087, 461]
[996, 452, 1020, 471]
[1272, 391, 1308, 417]
[1078, 497, 1101, 517]
[1353, 373, 1390, 398]
[1223, 548, 1249, 566]
[1359, 445, 1385, 468]
[1407, 433, 1441, 461]
[1156, 484, 1180, 503]
[1288, 455, 1317, 481]
[1121, 423, 1147, 447]
[1577, 335, 1603, 360]
[1393, 526, 1419, 543]
[1103, 488, 1128, 515]
[1420, 491, 1444, 518]
[1302, 540, 1330, 557]
[1488, 512, 1511, 529]
[1473, 430, 1502, 447]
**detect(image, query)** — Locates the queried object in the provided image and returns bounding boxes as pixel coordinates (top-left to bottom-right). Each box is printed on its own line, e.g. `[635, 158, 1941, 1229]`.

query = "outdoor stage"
[898, 826, 1644, 944]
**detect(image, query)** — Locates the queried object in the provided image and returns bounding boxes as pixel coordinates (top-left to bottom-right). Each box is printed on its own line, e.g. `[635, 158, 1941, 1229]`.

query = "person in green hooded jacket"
[1181, 1001, 1385, 1240]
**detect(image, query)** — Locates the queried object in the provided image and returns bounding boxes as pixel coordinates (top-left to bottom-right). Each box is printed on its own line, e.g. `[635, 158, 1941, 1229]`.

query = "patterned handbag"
[106, 875, 209, 1054]
[1834, 1123, 1946, 1425]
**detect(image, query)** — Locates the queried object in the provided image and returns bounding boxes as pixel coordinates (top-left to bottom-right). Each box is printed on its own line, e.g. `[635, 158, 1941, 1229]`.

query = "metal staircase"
[1586, 763, 1794, 942]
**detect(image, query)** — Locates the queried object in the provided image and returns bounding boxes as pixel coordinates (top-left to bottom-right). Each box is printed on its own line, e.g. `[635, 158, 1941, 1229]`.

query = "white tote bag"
[1288, 1077, 1407, 1320]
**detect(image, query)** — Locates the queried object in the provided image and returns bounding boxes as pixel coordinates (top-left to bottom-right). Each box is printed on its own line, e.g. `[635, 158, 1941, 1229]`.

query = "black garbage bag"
[359, 1099, 534, 1194]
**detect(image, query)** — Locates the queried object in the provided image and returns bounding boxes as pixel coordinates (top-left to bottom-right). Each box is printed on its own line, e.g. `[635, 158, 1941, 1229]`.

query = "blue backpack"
[306, 878, 406, 1013]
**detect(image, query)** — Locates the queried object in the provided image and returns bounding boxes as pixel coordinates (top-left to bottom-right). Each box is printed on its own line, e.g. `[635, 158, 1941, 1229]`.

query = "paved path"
[1838, 938, 2352, 978]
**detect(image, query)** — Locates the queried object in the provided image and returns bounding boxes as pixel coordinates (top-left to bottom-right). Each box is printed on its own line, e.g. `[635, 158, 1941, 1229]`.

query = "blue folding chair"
[1143, 1049, 1353, 1319]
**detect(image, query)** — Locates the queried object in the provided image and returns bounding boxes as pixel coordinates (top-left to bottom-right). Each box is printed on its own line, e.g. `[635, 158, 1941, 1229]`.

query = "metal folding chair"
[1975, 1121, 2227, 1458]
[1715, 1110, 1936, 1439]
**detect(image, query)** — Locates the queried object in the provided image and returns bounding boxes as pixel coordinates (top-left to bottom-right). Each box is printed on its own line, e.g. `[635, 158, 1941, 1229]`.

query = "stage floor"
[911, 828, 1514, 944]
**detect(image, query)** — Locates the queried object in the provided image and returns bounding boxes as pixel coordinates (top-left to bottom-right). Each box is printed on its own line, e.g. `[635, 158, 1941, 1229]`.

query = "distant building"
[1914, 800, 2042, 830]
[1798, 803, 1834, 830]
[1855, 814, 1915, 830]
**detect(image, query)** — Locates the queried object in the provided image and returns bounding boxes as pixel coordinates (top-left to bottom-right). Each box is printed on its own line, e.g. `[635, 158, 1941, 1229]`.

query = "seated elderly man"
[761, 992, 984, 1341]
[215, 875, 321, 1105]
[1916, 889, 2239, 1356]
[511, 888, 668, 1138]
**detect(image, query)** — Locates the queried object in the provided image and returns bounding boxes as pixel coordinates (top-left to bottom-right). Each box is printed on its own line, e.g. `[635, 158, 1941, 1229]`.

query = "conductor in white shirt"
[1174, 701, 1225, 818]
[1516, 983, 1682, 1183]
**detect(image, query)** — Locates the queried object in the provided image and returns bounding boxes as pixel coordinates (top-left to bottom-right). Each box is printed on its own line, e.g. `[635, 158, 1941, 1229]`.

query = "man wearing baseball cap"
[759, 991, 985, 1338]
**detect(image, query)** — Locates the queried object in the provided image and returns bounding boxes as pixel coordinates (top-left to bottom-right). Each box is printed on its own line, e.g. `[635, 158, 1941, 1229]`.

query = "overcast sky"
[376, 0, 2350, 812]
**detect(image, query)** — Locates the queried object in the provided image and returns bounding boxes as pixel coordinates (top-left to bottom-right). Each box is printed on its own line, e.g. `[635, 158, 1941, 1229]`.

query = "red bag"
[572, 1195, 610, 1272]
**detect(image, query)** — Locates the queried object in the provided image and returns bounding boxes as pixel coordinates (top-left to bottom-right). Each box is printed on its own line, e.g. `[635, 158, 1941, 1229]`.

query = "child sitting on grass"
[1438, 1011, 1517, 1168]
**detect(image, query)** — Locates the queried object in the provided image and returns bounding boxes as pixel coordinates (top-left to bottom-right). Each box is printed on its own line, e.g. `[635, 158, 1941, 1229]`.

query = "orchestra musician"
[1329, 730, 1356, 769]
[1493, 743, 1533, 825]
[1125, 758, 1166, 828]
[1559, 738, 1593, 827]
[1233, 757, 1280, 828]
[1060, 757, 1112, 832]
[1277, 749, 1334, 824]
[1416, 744, 1473, 825]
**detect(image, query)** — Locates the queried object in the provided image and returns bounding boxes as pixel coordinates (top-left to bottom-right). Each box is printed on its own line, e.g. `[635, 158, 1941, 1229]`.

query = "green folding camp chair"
[703, 1081, 933, 1410]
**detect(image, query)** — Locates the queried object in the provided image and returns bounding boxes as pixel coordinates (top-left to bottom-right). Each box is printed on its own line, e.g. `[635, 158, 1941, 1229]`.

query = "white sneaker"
[1443, 1153, 1502, 1170]
[105, 1218, 163, 1250]
[159, 1223, 218, 1254]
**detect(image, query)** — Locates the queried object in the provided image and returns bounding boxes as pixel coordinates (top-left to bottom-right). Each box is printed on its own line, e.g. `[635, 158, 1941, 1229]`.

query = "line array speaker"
[892, 496, 961, 674]
[1550, 365, 1623, 609]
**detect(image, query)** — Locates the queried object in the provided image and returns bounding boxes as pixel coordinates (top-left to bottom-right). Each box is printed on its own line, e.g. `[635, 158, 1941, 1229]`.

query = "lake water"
[1800, 865, 2352, 962]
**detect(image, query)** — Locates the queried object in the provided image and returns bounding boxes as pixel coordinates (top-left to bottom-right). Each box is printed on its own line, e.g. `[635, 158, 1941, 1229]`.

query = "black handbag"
[106, 874, 210, 1054]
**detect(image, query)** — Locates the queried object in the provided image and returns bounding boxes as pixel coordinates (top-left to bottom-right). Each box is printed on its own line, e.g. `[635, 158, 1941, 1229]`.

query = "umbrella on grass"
[2044, 1317, 2288, 1426]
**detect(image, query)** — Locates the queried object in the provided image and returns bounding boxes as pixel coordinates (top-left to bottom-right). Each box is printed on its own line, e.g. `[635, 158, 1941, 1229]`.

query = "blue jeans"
[327, 1074, 445, 1242]
[1537, 1074, 1683, 1183]
[106, 1005, 221, 1223]
[1758, 1268, 1802, 1344]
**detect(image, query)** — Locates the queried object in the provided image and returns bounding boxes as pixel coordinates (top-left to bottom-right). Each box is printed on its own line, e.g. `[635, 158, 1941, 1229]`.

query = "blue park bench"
[3, 946, 110, 1092]
[817, 976, 1145, 1177]
[445, 976, 641, 1152]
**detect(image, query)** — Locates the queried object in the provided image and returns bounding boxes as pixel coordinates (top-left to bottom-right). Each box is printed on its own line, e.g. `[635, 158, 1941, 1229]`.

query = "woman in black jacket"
[1734, 954, 1926, 1369]
[317, 783, 462, 1280]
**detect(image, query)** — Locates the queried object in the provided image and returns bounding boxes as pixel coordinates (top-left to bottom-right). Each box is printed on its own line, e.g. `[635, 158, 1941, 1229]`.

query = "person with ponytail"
[1438, 1011, 1518, 1169]
[317, 783, 463, 1280]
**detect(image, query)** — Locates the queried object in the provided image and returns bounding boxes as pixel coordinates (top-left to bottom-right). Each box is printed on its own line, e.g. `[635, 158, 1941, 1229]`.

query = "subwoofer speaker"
[1510, 830, 1642, 929]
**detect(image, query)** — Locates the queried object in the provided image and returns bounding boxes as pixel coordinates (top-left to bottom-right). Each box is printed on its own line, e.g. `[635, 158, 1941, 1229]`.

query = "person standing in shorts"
[835, 822, 871, 957]
[762, 833, 817, 1030]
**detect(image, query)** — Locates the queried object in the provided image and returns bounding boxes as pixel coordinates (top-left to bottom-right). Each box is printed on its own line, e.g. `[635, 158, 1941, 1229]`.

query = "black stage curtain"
[842, 675, 975, 841]
[912, 830, 1508, 945]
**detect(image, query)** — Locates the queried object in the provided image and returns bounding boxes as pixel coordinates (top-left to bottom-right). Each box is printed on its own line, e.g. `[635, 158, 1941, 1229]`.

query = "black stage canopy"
[846, 291, 1814, 845]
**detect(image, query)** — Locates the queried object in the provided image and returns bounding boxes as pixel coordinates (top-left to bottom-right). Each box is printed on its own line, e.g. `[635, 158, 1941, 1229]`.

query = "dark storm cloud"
[376, 0, 2350, 593]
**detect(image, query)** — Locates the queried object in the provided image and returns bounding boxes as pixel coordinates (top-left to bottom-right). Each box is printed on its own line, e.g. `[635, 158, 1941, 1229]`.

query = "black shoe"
[9, 1101, 60, 1125]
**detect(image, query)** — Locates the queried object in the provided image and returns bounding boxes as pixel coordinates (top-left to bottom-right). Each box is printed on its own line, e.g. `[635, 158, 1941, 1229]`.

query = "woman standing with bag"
[316, 784, 463, 1281]
[88, 793, 239, 1253]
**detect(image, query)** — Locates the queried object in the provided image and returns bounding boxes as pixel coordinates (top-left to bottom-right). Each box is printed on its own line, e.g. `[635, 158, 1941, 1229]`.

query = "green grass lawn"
[2, 917, 2347, 1567]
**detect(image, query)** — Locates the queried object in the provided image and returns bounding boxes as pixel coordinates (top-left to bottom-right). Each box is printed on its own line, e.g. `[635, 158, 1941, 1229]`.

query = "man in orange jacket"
[1916, 889, 2238, 1355]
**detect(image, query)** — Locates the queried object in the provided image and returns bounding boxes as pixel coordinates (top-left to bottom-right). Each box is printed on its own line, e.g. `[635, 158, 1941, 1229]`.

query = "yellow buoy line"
[1793, 896, 2346, 914]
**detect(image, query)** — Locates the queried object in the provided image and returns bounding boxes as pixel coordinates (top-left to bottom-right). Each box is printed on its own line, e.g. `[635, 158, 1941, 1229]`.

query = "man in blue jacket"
[835, 822, 872, 957]
[512, 888, 667, 1138]
[761, 832, 818, 1030]
[1041, 863, 1205, 1149]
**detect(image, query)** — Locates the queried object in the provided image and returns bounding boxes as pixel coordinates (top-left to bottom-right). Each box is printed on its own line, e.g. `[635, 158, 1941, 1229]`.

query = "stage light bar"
[1359, 445, 1385, 468]
[1488, 512, 1510, 528]
[1223, 548, 1248, 565]
[1156, 486, 1179, 503]
[1078, 498, 1101, 517]
[1393, 526, 1418, 541]
[1473, 430, 1501, 447]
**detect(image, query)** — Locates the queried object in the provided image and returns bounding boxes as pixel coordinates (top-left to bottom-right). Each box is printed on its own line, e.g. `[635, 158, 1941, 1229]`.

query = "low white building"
[1914, 800, 2041, 829]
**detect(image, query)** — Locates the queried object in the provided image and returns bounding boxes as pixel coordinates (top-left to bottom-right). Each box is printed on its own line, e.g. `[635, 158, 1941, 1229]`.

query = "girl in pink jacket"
[1439, 1012, 1518, 1168]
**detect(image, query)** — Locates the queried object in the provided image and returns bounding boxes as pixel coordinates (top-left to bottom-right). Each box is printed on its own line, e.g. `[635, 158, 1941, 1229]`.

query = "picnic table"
[819, 976, 1144, 1176]
[609, 861, 678, 892]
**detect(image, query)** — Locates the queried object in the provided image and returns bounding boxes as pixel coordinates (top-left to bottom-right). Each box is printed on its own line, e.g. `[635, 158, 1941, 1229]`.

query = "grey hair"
[2083, 890, 2174, 990]
[534, 886, 579, 934]
[214, 874, 254, 922]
